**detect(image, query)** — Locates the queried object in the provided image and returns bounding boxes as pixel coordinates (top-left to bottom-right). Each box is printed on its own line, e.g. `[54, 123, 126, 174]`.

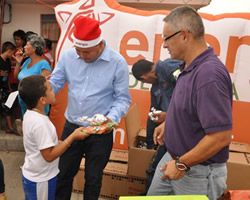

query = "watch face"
[176, 163, 188, 171]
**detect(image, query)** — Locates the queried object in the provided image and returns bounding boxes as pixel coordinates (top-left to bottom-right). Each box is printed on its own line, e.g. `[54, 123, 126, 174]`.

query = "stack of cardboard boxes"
[227, 141, 250, 190]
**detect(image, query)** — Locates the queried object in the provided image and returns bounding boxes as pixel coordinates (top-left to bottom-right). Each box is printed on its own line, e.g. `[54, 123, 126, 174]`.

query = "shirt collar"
[182, 47, 214, 73]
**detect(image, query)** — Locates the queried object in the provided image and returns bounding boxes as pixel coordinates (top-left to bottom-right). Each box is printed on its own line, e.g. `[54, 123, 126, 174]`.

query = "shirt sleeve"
[40, 60, 52, 72]
[106, 58, 131, 122]
[195, 81, 232, 133]
[33, 123, 57, 150]
[49, 54, 67, 94]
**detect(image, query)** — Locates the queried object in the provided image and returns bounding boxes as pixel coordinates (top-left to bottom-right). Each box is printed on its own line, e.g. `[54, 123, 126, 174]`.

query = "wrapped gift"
[81, 122, 118, 134]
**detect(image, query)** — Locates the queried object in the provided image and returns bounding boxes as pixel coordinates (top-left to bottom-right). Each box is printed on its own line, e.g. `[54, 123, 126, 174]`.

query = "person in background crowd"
[132, 58, 182, 194]
[11, 30, 25, 133]
[19, 75, 89, 200]
[132, 59, 181, 149]
[43, 38, 54, 70]
[0, 42, 17, 134]
[13, 34, 52, 135]
[147, 6, 232, 200]
[10, 29, 25, 91]
[24, 31, 37, 45]
[0, 159, 6, 200]
[49, 16, 131, 200]
[20, 31, 38, 65]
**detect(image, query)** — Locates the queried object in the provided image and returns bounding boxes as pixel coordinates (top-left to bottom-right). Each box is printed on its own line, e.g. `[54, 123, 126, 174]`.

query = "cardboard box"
[109, 149, 128, 163]
[125, 104, 156, 178]
[227, 142, 250, 190]
[119, 195, 209, 200]
[73, 158, 146, 199]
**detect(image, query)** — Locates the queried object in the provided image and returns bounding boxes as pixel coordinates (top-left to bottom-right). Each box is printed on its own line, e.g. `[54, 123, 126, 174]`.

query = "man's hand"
[103, 116, 113, 133]
[160, 160, 185, 180]
[152, 112, 166, 124]
[153, 122, 165, 145]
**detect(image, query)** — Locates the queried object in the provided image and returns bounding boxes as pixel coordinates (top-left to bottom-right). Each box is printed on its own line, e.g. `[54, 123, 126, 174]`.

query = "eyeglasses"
[164, 30, 181, 42]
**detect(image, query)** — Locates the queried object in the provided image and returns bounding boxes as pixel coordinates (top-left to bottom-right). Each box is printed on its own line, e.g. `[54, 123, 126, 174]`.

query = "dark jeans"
[141, 145, 167, 195]
[0, 159, 5, 193]
[55, 120, 113, 200]
[146, 119, 158, 149]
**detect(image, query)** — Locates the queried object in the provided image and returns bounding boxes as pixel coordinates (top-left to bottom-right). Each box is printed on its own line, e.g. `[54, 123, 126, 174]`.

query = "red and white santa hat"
[72, 16, 102, 48]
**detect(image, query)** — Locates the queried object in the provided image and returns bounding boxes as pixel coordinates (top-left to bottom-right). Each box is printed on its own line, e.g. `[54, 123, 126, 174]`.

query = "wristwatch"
[175, 156, 190, 172]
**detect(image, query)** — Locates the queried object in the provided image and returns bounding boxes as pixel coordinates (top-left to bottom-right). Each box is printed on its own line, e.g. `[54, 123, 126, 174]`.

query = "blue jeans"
[147, 152, 227, 200]
[146, 119, 158, 149]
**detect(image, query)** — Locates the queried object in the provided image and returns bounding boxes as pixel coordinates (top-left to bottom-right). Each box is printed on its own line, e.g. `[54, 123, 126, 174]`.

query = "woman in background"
[13, 34, 51, 134]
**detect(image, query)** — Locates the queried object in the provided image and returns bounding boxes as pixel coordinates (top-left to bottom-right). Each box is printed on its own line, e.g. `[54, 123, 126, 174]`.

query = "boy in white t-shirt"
[18, 75, 89, 200]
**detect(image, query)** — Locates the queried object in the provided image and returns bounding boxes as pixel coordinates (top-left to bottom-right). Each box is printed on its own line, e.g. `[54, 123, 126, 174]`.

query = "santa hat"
[72, 16, 102, 48]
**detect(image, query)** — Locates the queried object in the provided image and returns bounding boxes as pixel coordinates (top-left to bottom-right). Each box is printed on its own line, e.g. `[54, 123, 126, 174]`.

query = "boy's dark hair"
[2, 42, 15, 53]
[18, 75, 47, 109]
[13, 29, 26, 41]
[44, 38, 52, 50]
[132, 59, 154, 81]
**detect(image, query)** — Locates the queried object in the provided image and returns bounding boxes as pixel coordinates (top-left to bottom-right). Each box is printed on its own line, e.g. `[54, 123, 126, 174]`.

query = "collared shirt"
[164, 47, 232, 165]
[153, 58, 183, 111]
[50, 42, 131, 126]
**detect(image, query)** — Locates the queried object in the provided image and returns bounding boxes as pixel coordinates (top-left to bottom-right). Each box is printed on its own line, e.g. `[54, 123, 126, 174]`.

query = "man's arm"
[180, 129, 232, 166]
[106, 59, 131, 123]
[49, 56, 67, 94]
[161, 129, 232, 180]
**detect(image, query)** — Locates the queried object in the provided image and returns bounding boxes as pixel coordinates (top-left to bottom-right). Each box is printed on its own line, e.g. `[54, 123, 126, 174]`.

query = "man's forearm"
[179, 129, 232, 167]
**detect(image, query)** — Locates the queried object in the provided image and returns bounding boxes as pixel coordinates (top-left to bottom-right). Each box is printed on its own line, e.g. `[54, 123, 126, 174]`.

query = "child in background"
[0, 42, 17, 134]
[18, 75, 89, 200]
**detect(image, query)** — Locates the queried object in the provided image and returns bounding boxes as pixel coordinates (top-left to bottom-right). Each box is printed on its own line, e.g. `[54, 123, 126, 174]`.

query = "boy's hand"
[72, 127, 90, 140]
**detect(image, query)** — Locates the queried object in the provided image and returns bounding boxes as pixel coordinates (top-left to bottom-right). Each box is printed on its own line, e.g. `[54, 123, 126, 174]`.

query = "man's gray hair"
[163, 6, 205, 39]
[27, 34, 45, 56]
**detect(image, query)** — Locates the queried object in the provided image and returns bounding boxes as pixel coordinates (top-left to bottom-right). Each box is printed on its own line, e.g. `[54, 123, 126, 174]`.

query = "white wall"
[2, 3, 55, 44]
[199, 0, 250, 14]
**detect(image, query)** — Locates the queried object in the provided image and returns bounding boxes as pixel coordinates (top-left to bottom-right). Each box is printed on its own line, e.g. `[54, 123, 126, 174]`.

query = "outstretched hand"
[72, 127, 90, 140]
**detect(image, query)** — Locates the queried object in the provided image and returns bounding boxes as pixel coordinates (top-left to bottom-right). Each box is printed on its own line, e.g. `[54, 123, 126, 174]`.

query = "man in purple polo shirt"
[147, 6, 232, 200]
